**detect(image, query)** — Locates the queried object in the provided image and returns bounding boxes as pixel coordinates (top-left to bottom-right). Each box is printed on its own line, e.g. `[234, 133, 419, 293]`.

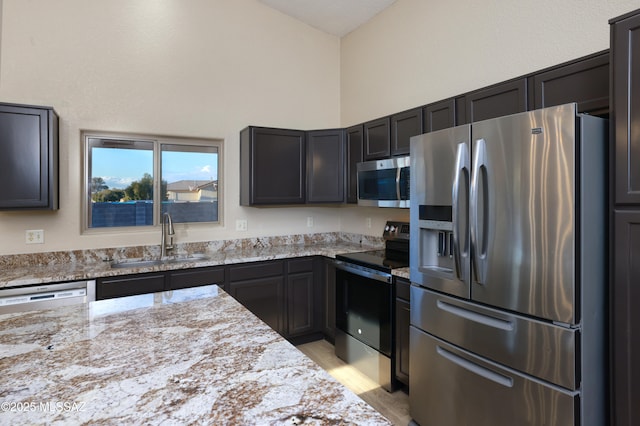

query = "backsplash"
[0, 232, 384, 270]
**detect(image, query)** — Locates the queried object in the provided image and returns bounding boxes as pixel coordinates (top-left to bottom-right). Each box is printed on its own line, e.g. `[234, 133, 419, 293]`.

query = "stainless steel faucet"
[161, 212, 175, 258]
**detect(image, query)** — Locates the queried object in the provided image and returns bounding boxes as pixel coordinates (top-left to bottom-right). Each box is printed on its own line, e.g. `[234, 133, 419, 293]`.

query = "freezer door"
[410, 125, 471, 298]
[410, 285, 578, 390]
[409, 326, 578, 426]
[470, 104, 577, 324]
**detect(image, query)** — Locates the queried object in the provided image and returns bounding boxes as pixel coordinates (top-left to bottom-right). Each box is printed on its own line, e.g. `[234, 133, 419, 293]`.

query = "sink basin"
[110, 259, 164, 269]
[110, 254, 210, 269]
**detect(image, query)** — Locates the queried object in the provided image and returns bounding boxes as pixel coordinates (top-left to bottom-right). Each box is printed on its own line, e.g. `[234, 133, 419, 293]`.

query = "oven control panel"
[383, 221, 410, 241]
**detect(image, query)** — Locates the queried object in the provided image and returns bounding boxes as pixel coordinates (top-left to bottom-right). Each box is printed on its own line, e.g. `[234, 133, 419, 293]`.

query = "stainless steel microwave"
[357, 156, 410, 208]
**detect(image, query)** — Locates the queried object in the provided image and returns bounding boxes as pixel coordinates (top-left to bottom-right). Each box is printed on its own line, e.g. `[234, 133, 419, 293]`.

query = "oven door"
[335, 261, 392, 356]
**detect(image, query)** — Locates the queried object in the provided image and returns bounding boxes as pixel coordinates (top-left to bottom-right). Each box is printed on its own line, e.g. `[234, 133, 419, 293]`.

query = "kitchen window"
[83, 132, 223, 231]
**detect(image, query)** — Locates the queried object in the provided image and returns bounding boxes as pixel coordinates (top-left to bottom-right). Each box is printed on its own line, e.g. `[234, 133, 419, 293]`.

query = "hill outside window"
[83, 132, 222, 231]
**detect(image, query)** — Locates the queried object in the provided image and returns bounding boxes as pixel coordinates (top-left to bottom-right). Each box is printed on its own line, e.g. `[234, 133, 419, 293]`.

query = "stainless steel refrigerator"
[409, 103, 606, 426]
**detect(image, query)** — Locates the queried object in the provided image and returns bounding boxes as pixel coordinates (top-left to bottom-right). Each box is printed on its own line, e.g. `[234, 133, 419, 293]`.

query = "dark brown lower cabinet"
[95, 257, 323, 342]
[228, 260, 285, 335]
[612, 210, 640, 426]
[286, 258, 316, 338]
[96, 272, 166, 300]
[395, 278, 410, 386]
[167, 266, 225, 291]
[322, 258, 337, 343]
[227, 258, 322, 341]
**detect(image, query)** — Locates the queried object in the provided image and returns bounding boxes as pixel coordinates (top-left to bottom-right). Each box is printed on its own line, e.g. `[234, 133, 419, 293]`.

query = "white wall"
[340, 0, 637, 124]
[338, 0, 637, 232]
[0, 0, 343, 255]
[1, 0, 637, 255]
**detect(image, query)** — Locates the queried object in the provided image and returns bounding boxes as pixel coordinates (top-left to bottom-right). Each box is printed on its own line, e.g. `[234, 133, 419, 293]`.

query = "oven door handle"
[334, 260, 392, 283]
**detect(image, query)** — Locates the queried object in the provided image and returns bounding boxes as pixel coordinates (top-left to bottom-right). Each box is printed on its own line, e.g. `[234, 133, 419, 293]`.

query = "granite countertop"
[0, 285, 391, 425]
[0, 233, 398, 289]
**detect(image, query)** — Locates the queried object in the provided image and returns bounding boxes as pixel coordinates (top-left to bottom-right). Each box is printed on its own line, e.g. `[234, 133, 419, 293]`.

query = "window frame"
[82, 130, 224, 234]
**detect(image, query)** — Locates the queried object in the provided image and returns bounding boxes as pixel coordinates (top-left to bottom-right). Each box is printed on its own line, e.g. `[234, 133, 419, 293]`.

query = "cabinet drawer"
[229, 260, 284, 282]
[97, 273, 166, 300]
[168, 267, 225, 290]
[287, 258, 314, 274]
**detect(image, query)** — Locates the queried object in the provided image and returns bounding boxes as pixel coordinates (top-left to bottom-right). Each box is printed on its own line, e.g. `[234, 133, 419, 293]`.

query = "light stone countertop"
[0, 233, 403, 289]
[0, 284, 392, 425]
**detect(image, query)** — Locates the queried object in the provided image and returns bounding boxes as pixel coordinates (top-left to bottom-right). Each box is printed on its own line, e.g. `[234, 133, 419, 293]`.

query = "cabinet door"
[229, 276, 285, 335]
[612, 209, 640, 426]
[167, 266, 225, 291]
[96, 272, 166, 300]
[613, 13, 640, 204]
[423, 98, 456, 132]
[306, 129, 345, 203]
[322, 259, 337, 342]
[287, 271, 315, 337]
[391, 108, 423, 156]
[364, 117, 391, 160]
[346, 125, 363, 204]
[533, 51, 609, 115]
[0, 104, 58, 210]
[464, 78, 528, 123]
[240, 126, 305, 205]
[395, 278, 411, 386]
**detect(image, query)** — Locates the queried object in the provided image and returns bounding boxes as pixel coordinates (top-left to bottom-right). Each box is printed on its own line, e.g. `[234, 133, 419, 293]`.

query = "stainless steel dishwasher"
[0, 280, 96, 314]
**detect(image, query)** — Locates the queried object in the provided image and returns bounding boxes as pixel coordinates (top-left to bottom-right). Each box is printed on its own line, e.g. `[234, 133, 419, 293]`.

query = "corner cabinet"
[228, 258, 321, 342]
[240, 126, 306, 205]
[306, 129, 345, 203]
[0, 103, 58, 210]
[240, 126, 345, 205]
[610, 9, 640, 426]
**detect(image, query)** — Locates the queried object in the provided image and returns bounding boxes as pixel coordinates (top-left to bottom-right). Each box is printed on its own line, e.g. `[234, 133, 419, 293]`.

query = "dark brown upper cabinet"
[612, 11, 640, 205]
[346, 125, 363, 204]
[391, 108, 423, 156]
[463, 78, 528, 123]
[306, 129, 345, 203]
[363, 117, 391, 160]
[0, 103, 58, 210]
[423, 98, 456, 133]
[532, 51, 609, 116]
[240, 126, 306, 205]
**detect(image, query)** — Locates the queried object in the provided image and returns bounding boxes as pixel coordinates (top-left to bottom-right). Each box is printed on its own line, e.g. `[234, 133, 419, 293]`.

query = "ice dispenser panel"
[418, 205, 454, 274]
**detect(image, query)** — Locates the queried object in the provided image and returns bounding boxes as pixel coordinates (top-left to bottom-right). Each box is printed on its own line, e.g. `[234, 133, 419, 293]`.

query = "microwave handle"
[396, 167, 401, 200]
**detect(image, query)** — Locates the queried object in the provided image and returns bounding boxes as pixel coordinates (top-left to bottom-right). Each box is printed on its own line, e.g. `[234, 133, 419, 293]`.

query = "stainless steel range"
[334, 221, 409, 392]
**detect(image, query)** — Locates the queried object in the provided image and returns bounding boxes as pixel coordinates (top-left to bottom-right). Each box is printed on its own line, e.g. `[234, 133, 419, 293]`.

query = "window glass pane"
[161, 144, 219, 223]
[89, 139, 154, 228]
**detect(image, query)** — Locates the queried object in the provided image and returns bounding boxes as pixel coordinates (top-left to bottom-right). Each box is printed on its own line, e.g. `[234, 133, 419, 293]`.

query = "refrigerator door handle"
[452, 142, 470, 283]
[471, 138, 488, 285]
[436, 345, 514, 388]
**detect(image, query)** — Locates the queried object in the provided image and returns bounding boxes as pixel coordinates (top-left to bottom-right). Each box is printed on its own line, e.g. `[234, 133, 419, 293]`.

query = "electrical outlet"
[307, 217, 314, 227]
[26, 229, 44, 244]
[235, 219, 248, 231]
[366, 217, 372, 229]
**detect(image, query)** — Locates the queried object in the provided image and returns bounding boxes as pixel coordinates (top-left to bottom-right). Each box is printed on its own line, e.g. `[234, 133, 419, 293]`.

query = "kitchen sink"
[110, 254, 210, 269]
